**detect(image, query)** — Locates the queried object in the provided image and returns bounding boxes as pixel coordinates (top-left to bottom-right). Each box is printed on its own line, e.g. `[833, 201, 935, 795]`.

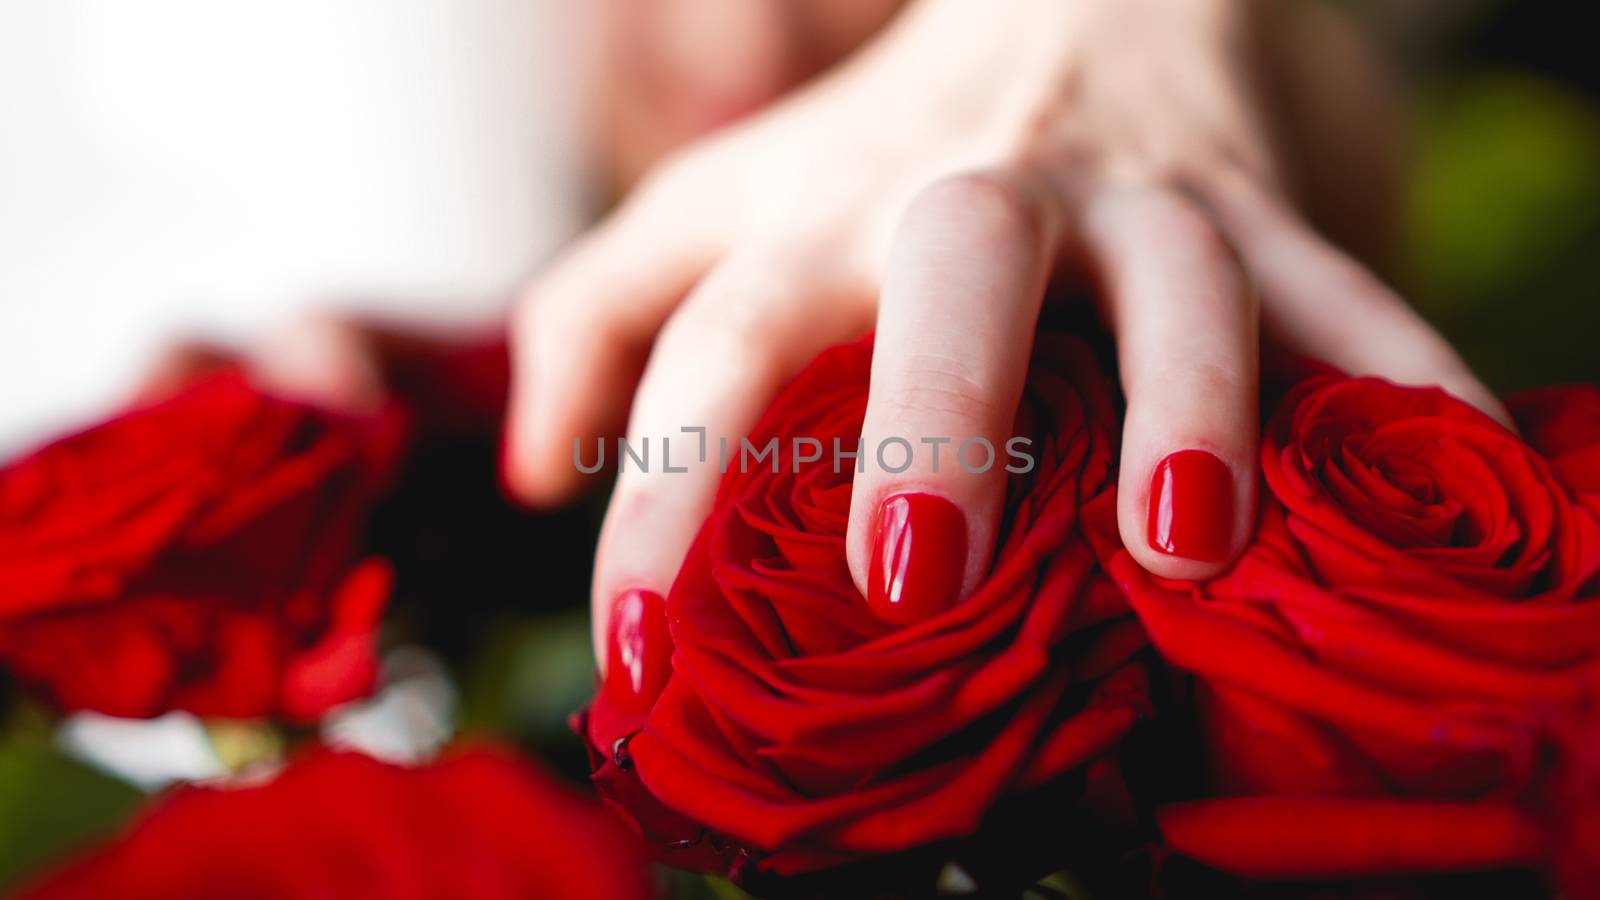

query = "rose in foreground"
[1511, 384, 1600, 900]
[0, 369, 404, 721]
[1086, 374, 1600, 886]
[582, 333, 1153, 887]
[1510, 384, 1600, 518]
[17, 746, 654, 900]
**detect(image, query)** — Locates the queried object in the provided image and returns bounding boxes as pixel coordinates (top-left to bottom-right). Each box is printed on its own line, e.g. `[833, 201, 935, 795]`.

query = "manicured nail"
[1147, 450, 1234, 563]
[605, 589, 672, 713]
[868, 492, 967, 625]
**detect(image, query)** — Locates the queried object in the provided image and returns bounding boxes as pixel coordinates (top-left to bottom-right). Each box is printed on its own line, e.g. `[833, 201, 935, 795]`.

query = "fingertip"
[252, 315, 385, 413]
[500, 420, 576, 510]
[844, 438, 1016, 623]
[600, 587, 672, 709]
[505, 310, 633, 510]
[136, 340, 235, 402]
[1118, 446, 1255, 582]
[862, 490, 971, 625]
[589, 481, 691, 681]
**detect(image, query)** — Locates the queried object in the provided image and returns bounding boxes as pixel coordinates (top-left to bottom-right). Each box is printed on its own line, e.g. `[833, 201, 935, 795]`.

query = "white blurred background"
[0, 0, 585, 453]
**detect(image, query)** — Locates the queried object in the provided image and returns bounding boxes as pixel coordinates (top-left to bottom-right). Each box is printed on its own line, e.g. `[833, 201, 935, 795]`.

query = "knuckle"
[1151, 194, 1235, 266]
[1141, 196, 1249, 310]
[658, 294, 789, 388]
[604, 475, 665, 525]
[512, 283, 563, 353]
[910, 172, 1048, 248]
[1131, 358, 1251, 411]
[660, 249, 837, 378]
[516, 281, 578, 336]
[1187, 359, 1253, 404]
[629, 147, 707, 207]
[515, 246, 593, 327]
[879, 354, 1005, 426]
[517, 277, 633, 362]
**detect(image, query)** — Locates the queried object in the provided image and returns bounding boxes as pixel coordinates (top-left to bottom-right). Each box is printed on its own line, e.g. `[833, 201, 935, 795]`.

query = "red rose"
[1512, 385, 1600, 899]
[1086, 374, 1600, 882]
[583, 333, 1153, 884]
[16, 746, 654, 900]
[0, 369, 404, 721]
[1525, 706, 1600, 900]
[1511, 384, 1600, 523]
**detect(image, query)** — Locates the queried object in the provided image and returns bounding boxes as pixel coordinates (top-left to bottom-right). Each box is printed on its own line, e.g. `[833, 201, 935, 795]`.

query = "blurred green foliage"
[0, 746, 141, 890]
[1407, 70, 1600, 391]
[460, 611, 598, 779]
[660, 870, 757, 900]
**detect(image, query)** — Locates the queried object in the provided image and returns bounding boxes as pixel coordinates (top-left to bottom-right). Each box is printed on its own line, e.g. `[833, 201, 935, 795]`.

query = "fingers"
[592, 247, 866, 679]
[251, 315, 387, 413]
[135, 341, 235, 403]
[506, 182, 726, 508]
[1077, 182, 1260, 581]
[844, 172, 1060, 623]
[1198, 173, 1511, 426]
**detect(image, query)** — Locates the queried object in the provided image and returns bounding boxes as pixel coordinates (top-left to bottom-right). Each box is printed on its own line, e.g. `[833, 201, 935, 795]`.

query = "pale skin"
[499, 0, 1511, 666]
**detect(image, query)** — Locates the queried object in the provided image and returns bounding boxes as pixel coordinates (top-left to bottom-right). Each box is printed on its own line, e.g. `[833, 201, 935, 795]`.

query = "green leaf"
[460, 611, 597, 748]
[0, 745, 143, 890]
[659, 869, 756, 900]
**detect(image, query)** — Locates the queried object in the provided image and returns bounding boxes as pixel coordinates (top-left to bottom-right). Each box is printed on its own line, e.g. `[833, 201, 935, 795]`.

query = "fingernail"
[605, 589, 672, 713]
[868, 492, 967, 625]
[1147, 450, 1234, 563]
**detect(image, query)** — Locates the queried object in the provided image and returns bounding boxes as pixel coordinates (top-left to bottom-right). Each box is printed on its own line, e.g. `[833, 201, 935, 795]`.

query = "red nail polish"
[868, 492, 967, 625]
[1147, 450, 1234, 563]
[605, 589, 672, 713]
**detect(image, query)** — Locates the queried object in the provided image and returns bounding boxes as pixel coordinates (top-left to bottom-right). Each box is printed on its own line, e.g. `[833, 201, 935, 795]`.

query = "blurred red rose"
[17, 746, 654, 900]
[1086, 374, 1600, 883]
[1511, 384, 1600, 899]
[0, 369, 404, 721]
[1510, 384, 1600, 520]
[582, 333, 1153, 884]
[1525, 704, 1600, 900]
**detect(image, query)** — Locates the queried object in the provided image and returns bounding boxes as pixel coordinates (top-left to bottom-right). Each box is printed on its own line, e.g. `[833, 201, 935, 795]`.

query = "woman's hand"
[504, 0, 1507, 675]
